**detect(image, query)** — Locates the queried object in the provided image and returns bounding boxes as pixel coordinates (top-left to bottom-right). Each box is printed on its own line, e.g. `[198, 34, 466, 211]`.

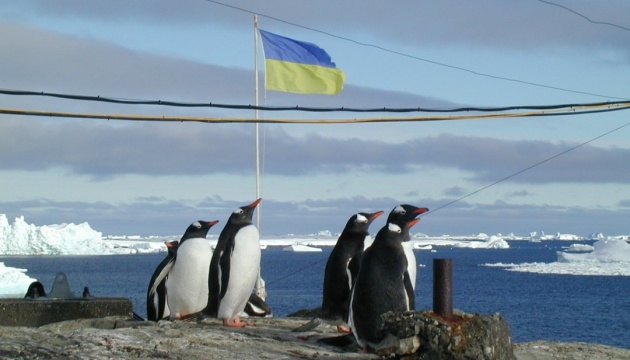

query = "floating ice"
[0, 262, 36, 298]
[484, 240, 630, 276]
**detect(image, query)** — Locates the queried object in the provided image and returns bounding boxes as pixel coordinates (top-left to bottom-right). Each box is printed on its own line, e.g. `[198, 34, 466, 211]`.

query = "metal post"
[433, 258, 453, 319]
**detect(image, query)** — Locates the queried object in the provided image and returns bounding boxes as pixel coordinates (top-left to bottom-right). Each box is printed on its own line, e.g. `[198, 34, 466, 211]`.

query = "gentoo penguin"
[387, 204, 429, 295]
[348, 217, 420, 351]
[24, 281, 46, 299]
[321, 211, 383, 321]
[205, 198, 262, 327]
[146, 240, 179, 321]
[165, 219, 219, 320]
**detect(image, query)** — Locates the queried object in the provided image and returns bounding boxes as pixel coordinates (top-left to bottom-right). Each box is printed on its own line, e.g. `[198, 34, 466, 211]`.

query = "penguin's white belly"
[218, 225, 261, 320]
[402, 242, 416, 290]
[348, 284, 362, 347]
[166, 238, 213, 319]
[363, 235, 374, 250]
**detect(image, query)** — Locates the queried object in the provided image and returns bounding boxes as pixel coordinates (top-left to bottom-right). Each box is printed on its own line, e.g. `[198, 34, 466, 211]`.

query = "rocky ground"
[0, 316, 627, 359]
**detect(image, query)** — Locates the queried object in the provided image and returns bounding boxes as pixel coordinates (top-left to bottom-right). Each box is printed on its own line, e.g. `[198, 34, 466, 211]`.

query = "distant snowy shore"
[2, 214, 628, 256]
[1, 214, 629, 296]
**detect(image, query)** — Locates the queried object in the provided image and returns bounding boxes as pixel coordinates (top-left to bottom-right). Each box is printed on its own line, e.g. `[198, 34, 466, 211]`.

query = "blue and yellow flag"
[259, 30, 345, 95]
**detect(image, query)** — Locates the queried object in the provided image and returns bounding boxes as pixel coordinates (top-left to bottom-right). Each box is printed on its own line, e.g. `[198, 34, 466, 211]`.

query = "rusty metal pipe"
[433, 258, 453, 319]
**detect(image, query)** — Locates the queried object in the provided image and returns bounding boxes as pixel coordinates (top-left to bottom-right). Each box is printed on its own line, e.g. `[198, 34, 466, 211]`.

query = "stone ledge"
[0, 298, 132, 327]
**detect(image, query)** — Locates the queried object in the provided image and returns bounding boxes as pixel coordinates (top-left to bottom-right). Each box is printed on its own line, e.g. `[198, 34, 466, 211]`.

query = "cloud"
[507, 190, 533, 197]
[10, 0, 629, 55]
[1, 119, 628, 184]
[443, 186, 467, 197]
[415, 134, 630, 184]
[0, 22, 252, 102]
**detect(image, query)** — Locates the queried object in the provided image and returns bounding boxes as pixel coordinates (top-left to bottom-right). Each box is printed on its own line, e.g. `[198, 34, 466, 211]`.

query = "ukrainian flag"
[259, 30, 346, 95]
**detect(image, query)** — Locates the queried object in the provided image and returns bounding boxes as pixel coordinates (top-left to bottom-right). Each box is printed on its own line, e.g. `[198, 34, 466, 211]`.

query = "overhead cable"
[1, 88, 628, 114]
[1, 101, 628, 124]
[536, 0, 630, 32]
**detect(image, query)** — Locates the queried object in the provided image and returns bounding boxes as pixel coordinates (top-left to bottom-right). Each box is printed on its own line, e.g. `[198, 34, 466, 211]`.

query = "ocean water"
[2, 241, 629, 349]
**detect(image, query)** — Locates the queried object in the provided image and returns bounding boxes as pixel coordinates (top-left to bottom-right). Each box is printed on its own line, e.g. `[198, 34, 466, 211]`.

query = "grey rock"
[0, 316, 627, 359]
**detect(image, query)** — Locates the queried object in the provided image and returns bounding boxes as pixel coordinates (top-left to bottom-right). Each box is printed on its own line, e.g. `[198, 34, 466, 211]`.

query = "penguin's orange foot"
[337, 324, 351, 333]
[223, 317, 254, 327]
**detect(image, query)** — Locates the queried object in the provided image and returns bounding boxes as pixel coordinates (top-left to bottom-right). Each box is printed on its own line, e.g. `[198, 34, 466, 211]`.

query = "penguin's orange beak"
[248, 198, 262, 208]
[405, 219, 420, 230]
[370, 211, 384, 220]
[208, 220, 220, 227]
[413, 207, 429, 216]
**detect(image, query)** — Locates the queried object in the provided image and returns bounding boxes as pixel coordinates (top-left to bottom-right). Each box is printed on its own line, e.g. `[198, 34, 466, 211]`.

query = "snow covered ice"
[0, 214, 109, 256]
[0, 262, 37, 298]
[484, 239, 630, 276]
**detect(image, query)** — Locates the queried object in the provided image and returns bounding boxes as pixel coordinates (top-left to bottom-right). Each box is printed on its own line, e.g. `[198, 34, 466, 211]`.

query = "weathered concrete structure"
[0, 298, 133, 327]
[376, 310, 515, 359]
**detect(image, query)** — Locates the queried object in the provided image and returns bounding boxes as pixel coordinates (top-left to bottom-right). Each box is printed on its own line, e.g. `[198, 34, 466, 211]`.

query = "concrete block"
[0, 298, 133, 327]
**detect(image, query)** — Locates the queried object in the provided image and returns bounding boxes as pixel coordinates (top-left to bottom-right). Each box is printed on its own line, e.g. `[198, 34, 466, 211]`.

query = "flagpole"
[254, 15, 261, 228]
[253, 15, 266, 301]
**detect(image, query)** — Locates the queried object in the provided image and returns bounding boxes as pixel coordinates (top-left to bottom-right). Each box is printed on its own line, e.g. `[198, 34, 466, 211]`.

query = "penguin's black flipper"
[245, 293, 272, 317]
[317, 334, 355, 348]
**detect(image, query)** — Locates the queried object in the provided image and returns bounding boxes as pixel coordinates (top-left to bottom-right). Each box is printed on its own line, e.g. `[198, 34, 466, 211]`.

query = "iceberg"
[484, 240, 630, 276]
[282, 244, 322, 252]
[0, 214, 109, 255]
[563, 243, 595, 252]
[557, 239, 630, 263]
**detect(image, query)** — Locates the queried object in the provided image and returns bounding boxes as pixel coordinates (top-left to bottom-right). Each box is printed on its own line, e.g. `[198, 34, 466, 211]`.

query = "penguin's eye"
[356, 214, 368, 224]
[234, 209, 244, 215]
[193, 221, 202, 228]
[394, 205, 405, 215]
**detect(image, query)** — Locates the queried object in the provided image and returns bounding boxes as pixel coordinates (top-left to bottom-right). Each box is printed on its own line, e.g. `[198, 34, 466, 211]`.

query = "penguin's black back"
[351, 223, 412, 344]
[321, 229, 365, 319]
[146, 241, 178, 321]
[321, 212, 382, 320]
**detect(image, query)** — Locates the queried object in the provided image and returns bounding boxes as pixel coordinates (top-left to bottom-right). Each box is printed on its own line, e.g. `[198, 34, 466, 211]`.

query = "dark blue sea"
[2, 241, 629, 349]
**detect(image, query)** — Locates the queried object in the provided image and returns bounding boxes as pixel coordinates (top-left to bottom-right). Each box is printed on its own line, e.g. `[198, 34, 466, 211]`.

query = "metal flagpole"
[254, 15, 261, 229]
[253, 15, 266, 300]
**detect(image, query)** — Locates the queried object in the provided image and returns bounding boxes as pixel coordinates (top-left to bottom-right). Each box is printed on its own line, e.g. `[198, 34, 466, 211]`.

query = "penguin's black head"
[228, 198, 262, 226]
[165, 240, 179, 257]
[343, 211, 384, 234]
[180, 220, 219, 242]
[387, 204, 429, 223]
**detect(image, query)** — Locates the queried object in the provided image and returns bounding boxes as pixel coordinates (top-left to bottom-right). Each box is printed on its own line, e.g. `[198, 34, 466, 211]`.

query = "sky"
[1, 0, 629, 237]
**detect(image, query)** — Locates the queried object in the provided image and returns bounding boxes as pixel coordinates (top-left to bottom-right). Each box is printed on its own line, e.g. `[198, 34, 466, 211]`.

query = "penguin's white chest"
[218, 225, 261, 320]
[166, 238, 213, 319]
[402, 242, 416, 290]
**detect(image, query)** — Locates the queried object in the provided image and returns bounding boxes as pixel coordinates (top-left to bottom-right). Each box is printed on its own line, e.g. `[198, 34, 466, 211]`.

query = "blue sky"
[1, 0, 629, 237]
